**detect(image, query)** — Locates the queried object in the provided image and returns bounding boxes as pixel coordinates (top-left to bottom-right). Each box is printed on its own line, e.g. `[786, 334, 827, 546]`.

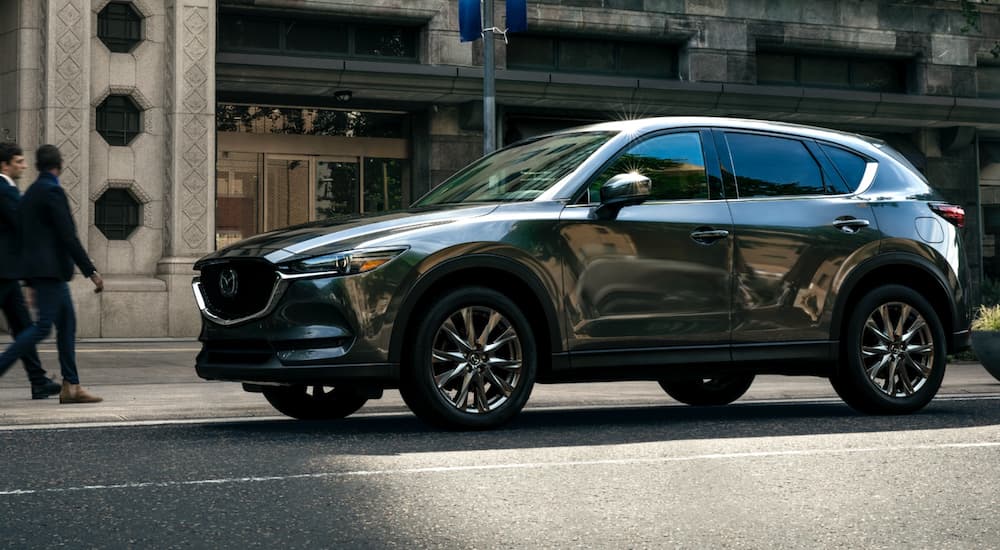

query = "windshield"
[413, 131, 617, 206]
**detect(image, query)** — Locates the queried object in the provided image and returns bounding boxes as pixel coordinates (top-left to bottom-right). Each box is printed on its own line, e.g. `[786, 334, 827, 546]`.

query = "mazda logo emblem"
[219, 268, 239, 298]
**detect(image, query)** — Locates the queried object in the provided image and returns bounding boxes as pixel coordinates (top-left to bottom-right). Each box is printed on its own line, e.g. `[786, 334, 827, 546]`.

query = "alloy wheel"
[429, 306, 523, 414]
[860, 301, 935, 398]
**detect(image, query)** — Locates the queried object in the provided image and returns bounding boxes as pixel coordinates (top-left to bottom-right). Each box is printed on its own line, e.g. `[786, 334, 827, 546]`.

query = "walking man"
[0, 142, 62, 399]
[0, 144, 103, 403]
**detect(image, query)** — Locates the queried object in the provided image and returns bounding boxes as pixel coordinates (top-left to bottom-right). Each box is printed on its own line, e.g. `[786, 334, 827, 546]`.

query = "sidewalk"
[1, 340, 998, 427]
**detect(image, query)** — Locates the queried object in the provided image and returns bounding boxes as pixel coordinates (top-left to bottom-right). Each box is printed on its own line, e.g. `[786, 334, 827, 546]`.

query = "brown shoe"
[59, 381, 103, 404]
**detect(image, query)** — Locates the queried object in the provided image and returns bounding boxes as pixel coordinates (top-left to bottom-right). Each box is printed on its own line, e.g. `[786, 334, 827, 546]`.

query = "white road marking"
[2, 441, 998, 496]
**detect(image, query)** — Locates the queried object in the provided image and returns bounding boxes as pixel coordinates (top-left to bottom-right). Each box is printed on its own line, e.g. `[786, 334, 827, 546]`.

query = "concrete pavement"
[1, 339, 998, 427]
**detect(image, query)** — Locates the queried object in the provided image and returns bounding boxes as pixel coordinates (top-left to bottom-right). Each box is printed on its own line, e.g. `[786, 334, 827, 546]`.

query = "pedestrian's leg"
[0, 281, 56, 378]
[54, 281, 100, 404]
[0, 280, 50, 385]
[55, 282, 79, 384]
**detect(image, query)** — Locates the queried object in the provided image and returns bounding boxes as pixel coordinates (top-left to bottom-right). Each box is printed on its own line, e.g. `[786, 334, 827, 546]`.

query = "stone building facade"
[1, 0, 999, 337]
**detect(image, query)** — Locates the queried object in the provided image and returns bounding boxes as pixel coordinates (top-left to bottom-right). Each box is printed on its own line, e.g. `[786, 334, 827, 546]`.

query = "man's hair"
[36, 144, 62, 172]
[0, 142, 22, 166]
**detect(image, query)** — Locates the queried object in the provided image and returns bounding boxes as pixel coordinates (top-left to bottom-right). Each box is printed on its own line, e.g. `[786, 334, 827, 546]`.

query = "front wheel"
[262, 385, 368, 420]
[830, 284, 947, 414]
[400, 286, 537, 430]
[658, 374, 755, 406]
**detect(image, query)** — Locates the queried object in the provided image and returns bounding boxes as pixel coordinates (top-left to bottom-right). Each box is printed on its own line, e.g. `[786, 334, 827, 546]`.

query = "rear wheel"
[262, 385, 368, 420]
[658, 374, 755, 406]
[400, 286, 537, 430]
[831, 285, 946, 414]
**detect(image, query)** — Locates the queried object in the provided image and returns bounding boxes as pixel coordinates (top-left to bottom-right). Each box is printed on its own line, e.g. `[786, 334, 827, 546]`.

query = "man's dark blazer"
[0, 177, 21, 280]
[16, 172, 96, 281]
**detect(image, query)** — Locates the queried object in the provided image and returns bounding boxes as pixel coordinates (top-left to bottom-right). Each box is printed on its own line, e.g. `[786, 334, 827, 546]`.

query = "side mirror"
[597, 173, 651, 219]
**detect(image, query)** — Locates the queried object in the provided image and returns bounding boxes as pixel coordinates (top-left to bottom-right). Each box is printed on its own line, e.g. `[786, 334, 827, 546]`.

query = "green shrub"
[972, 304, 1000, 332]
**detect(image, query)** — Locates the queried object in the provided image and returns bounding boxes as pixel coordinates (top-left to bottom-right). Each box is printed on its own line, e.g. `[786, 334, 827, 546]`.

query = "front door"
[559, 130, 734, 356]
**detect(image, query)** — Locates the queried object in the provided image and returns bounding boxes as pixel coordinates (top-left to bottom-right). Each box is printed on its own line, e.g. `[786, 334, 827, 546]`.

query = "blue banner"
[459, 0, 482, 42]
[507, 0, 527, 33]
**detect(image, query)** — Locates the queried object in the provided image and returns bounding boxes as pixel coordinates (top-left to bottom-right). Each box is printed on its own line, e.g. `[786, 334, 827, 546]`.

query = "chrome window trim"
[726, 161, 879, 202]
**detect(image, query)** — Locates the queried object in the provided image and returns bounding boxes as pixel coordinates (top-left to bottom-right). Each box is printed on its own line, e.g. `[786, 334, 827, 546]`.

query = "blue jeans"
[0, 279, 79, 384]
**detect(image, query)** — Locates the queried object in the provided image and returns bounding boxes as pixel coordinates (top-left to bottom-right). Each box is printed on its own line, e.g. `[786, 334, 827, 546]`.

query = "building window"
[98, 2, 143, 53]
[218, 12, 418, 61]
[507, 34, 678, 78]
[979, 65, 1000, 98]
[216, 104, 408, 138]
[95, 188, 141, 240]
[96, 95, 142, 146]
[757, 51, 908, 93]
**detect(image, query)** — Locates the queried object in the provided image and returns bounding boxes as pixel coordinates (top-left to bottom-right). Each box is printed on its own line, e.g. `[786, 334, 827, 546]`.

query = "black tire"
[400, 286, 537, 430]
[262, 385, 368, 420]
[658, 374, 755, 406]
[831, 284, 947, 415]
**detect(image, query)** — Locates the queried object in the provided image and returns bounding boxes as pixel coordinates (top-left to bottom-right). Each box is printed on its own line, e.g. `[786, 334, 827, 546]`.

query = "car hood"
[197, 204, 500, 266]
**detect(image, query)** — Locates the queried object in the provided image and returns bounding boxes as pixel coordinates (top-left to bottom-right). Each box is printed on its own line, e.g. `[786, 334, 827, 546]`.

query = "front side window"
[726, 133, 826, 198]
[413, 132, 616, 206]
[589, 132, 708, 202]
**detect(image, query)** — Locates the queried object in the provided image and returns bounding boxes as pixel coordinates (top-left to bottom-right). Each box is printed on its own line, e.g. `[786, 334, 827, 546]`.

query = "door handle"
[832, 218, 870, 233]
[690, 229, 730, 244]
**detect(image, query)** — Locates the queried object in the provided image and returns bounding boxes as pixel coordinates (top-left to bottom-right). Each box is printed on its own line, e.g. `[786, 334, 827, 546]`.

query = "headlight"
[278, 247, 408, 277]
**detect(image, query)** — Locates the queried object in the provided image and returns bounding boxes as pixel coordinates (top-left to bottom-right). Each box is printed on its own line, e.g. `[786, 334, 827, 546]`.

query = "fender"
[388, 253, 564, 363]
[830, 251, 959, 342]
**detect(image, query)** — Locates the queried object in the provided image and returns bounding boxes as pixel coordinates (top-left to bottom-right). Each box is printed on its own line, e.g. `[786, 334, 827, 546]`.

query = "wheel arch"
[388, 254, 562, 375]
[831, 253, 959, 354]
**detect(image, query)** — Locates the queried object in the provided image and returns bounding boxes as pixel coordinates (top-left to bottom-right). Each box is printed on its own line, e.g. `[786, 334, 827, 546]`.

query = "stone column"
[157, 0, 215, 336]
[41, 0, 103, 336]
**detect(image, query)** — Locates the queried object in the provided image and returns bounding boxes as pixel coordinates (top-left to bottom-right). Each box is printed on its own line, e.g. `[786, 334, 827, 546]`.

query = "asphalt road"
[1, 341, 999, 548]
[2, 396, 999, 549]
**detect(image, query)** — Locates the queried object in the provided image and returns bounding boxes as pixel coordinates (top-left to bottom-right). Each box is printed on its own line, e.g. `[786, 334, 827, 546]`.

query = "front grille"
[199, 259, 279, 321]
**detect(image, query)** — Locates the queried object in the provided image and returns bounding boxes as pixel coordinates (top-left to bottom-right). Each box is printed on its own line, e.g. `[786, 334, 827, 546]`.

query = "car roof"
[564, 116, 886, 156]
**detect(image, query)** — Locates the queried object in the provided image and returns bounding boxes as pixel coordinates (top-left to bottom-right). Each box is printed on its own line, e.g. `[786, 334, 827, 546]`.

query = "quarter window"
[726, 133, 826, 198]
[591, 133, 709, 202]
[820, 144, 868, 193]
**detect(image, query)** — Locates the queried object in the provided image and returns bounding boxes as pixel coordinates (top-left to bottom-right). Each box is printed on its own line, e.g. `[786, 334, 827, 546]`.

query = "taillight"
[929, 203, 965, 228]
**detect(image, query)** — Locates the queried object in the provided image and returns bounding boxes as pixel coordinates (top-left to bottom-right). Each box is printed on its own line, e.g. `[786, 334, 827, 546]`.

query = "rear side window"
[590, 132, 709, 202]
[820, 144, 868, 193]
[726, 133, 826, 197]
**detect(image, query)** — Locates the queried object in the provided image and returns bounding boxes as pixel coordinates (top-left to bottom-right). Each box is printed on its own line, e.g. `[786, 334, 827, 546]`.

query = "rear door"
[717, 130, 880, 359]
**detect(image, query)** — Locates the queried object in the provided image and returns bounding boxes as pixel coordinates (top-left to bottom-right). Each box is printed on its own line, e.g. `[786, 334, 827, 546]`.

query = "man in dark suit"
[0, 144, 103, 403]
[0, 142, 61, 399]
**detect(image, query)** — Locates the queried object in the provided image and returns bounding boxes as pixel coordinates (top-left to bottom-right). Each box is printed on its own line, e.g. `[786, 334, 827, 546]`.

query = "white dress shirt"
[0, 173, 15, 188]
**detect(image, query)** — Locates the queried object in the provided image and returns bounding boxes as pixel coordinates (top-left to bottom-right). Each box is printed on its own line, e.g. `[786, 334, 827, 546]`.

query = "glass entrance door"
[264, 154, 312, 232]
[316, 157, 360, 220]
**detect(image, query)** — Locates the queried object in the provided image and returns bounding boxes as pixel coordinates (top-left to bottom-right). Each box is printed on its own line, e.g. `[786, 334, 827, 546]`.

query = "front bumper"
[195, 351, 399, 385]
